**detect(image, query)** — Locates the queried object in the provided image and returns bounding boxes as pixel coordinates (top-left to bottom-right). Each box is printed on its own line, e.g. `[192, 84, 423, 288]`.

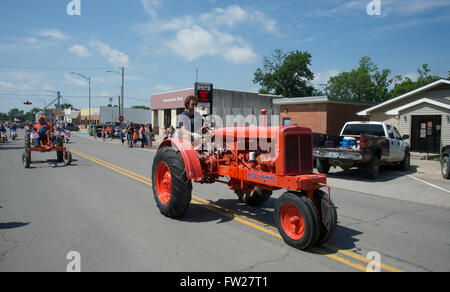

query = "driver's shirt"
[33, 122, 53, 133]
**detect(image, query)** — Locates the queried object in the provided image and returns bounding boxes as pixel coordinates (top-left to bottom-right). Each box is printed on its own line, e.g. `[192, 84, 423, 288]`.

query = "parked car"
[313, 121, 410, 179]
[66, 123, 80, 132]
[112, 125, 126, 138]
[440, 145, 450, 179]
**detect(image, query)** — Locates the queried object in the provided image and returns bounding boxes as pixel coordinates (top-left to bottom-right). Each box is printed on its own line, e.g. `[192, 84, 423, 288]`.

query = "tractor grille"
[285, 134, 313, 175]
[300, 134, 313, 173]
[285, 135, 299, 174]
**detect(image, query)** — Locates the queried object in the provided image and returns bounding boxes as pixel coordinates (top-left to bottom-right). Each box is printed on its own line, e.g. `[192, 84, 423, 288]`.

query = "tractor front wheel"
[152, 146, 192, 218]
[275, 192, 320, 250]
[314, 190, 337, 246]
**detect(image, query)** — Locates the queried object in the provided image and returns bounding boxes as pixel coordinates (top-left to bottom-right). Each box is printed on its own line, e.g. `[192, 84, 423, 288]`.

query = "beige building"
[358, 79, 450, 153]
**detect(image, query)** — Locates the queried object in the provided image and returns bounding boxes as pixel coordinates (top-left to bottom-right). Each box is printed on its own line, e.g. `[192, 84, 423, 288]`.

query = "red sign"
[119, 116, 124, 122]
[195, 82, 213, 104]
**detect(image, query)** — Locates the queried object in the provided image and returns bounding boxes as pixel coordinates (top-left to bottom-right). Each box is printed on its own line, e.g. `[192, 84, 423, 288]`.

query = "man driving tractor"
[33, 116, 56, 147]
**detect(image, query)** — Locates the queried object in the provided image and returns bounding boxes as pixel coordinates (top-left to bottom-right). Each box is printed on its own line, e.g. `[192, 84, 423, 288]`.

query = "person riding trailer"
[33, 116, 56, 147]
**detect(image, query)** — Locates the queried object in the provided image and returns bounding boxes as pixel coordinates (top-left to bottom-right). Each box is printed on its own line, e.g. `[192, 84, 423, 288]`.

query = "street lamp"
[70, 72, 91, 128]
[106, 67, 124, 118]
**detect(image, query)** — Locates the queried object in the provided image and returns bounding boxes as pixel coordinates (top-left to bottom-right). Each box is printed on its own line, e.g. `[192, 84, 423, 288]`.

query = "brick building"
[273, 96, 372, 135]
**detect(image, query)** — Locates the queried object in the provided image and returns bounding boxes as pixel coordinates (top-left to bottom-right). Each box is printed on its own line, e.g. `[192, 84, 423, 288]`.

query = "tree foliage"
[327, 56, 393, 103]
[253, 49, 317, 97]
[132, 105, 150, 110]
[390, 64, 443, 97]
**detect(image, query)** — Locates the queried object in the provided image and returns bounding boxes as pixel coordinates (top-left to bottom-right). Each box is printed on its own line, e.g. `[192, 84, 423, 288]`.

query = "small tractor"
[152, 110, 337, 250]
[23, 129, 72, 168]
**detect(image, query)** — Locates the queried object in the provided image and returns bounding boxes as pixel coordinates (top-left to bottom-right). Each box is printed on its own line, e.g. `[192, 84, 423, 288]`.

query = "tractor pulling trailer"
[151, 110, 337, 250]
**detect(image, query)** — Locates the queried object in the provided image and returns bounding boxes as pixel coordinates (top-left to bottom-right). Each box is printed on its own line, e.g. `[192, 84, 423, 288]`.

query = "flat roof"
[273, 96, 374, 105]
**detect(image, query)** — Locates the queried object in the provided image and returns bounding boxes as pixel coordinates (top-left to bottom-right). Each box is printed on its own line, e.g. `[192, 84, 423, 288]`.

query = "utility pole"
[106, 68, 125, 118]
[57, 91, 61, 123]
[121, 67, 124, 118]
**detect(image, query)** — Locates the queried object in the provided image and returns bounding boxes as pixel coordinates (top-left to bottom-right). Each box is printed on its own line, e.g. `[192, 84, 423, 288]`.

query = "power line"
[0, 65, 113, 71]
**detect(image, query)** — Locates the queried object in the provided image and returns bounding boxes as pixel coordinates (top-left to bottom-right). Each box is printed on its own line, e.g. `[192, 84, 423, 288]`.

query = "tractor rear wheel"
[236, 187, 273, 206]
[24, 133, 30, 148]
[22, 152, 31, 168]
[152, 146, 192, 218]
[64, 151, 72, 166]
[56, 136, 64, 162]
[314, 190, 337, 246]
[275, 192, 320, 250]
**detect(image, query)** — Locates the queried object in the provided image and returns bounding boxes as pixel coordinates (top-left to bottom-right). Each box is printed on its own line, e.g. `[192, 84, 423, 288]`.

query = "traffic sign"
[119, 116, 124, 123]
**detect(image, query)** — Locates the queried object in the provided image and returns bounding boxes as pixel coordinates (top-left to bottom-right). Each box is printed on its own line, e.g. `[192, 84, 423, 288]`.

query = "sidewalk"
[73, 131, 159, 151]
[410, 158, 442, 178]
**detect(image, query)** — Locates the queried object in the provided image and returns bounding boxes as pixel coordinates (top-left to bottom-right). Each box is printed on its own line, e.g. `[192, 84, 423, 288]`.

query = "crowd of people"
[89, 123, 155, 149]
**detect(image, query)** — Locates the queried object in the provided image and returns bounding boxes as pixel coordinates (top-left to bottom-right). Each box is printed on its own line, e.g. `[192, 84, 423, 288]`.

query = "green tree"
[0, 112, 8, 121]
[7, 108, 24, 121]
[24, 107, 42, 121]
[327, 56, 392, 102]
[390, 64, 443, 97]
[60, 103, 73, 109]
[253, 49, 316, 97]
[132, 105, 150, 110]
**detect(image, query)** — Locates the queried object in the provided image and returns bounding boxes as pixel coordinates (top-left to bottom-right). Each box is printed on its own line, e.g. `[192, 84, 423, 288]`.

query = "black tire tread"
[152, 146, 192, 218]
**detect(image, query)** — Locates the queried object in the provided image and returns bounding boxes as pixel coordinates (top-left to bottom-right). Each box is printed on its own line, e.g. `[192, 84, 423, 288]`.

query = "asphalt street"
[1, 130, 449, 272]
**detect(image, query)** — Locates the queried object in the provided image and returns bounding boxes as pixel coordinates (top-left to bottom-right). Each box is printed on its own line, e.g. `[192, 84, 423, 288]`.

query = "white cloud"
[89, 40, 129, 67]
[141, 0, 161, 19]
[153, 84, 175, 93]
[166, 26, 257, 64]
[200, 5, 249, 28]
[135, 3, 277, 64]
[311, 69, 340, 88]
[64, 73, 88, 87]
[0, 81, 15, 89]
[38, 29, 69, 40]
[68, 44, 91, 58]
[223, 46, 258, 64]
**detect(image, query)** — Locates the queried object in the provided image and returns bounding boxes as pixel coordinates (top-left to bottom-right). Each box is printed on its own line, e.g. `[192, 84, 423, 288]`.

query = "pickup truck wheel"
[442, 156, 450, 179]
[316, 159, 330, 174]
[399, 152, 410, 171]
[365, 156, 380, 179]
[152, 146, 192, 218]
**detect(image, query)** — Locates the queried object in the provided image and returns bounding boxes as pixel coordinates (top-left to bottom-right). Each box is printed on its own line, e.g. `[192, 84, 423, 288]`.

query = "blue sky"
[0, 0, 449, 113]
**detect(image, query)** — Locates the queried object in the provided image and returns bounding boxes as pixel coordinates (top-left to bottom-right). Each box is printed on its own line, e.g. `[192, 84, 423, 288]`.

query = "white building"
[79, 106, 152, 127]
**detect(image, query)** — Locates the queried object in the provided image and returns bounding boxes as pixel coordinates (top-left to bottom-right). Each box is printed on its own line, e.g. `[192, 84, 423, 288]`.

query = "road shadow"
[321, 164, 419, 183]
[0, 222, 30, 230]
[181, 195, 363, 253]
[0, 146, 25, 150]
[26, 159, 78, 169]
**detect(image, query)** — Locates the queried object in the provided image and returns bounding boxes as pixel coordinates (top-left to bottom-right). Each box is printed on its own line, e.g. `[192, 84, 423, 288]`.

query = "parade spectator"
[163, 126, 169, 141]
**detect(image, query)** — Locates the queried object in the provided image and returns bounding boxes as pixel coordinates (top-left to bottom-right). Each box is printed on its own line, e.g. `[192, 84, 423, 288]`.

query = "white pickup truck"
[313, 121, 410, 179]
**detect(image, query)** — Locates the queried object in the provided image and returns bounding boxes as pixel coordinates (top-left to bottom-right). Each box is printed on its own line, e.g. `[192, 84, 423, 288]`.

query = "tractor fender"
[158, 138, 204, 179]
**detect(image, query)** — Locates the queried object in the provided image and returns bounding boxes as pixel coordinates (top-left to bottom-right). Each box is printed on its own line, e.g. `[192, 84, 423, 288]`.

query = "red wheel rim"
[156, 162, 172, 204]
[280, 203, 305, 240]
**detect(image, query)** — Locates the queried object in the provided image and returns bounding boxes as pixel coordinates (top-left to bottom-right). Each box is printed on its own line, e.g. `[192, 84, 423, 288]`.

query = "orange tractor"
[23, 128, 72, 168]
[152, 111, 337, 250]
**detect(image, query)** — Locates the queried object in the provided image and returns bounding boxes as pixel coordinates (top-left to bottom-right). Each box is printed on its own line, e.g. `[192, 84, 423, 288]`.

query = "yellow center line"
[70, 148, 403, 272]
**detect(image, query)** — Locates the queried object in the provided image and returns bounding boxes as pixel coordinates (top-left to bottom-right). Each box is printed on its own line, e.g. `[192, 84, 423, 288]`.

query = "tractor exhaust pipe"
[261, 109, 268, 127]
